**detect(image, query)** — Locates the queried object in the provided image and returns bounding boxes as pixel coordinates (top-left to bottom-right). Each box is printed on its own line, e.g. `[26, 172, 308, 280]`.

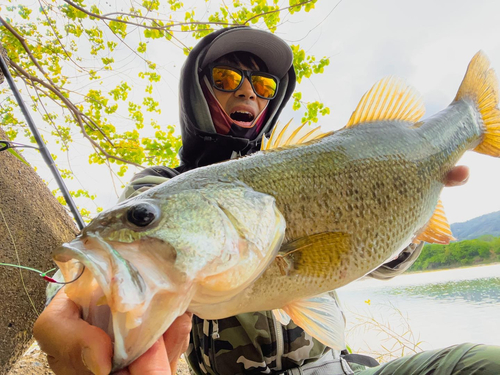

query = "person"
[33, 26, 498, 375]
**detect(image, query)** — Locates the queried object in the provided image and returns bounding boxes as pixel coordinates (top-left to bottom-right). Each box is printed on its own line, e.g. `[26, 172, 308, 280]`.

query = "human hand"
[34, 289, 192, 375]
[33, 289, 112, 375]
[444, 165, 469, 187]
[114, 312, 192, 375]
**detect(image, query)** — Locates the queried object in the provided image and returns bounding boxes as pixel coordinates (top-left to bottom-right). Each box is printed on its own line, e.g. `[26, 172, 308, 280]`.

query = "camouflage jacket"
[186, 311, 336, 374]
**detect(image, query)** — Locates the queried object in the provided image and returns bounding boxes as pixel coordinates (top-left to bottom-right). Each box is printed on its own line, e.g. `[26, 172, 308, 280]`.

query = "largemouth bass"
[53, 51, 500, 370]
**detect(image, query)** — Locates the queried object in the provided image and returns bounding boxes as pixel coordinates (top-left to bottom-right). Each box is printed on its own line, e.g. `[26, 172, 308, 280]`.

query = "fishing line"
[0, 48, 85, 231]
[0, 206, 39, 315]
[0, 140, 40, 151]
[0, 262, 85, 285]
[0, 204, 86, 286]
[0, 51, 88, 291]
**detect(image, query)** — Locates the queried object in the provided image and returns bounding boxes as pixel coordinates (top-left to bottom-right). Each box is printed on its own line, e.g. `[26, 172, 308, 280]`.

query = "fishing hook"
[40, 264, 86, 284]
[0, 262, 86, 284]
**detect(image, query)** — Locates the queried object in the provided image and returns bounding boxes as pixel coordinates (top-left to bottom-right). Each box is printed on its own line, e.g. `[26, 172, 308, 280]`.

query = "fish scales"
[52, 52, 500, 370]
[185, 107, 479, 315]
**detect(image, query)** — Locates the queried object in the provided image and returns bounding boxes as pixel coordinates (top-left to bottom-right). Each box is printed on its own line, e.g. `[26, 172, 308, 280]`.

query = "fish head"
[52, 181, 285, 369]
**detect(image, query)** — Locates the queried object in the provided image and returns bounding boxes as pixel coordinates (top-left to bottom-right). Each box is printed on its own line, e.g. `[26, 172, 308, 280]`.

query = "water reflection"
[387, 277, 500, 304]
[337, 264, 500, 352]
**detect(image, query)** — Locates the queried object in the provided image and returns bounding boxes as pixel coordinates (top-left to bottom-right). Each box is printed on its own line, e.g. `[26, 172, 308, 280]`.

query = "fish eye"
[126, 203, 158, 227]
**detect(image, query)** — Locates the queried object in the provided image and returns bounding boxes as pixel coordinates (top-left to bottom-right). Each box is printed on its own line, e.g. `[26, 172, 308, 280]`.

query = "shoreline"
[406, 261, 500, 275]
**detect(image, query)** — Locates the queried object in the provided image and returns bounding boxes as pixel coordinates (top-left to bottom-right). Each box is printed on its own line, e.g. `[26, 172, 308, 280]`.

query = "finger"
[33, 290, 112, 375]
[163, 312, 192, 372]
[125, 337, 170, 375]
[444, 165, 470, 187]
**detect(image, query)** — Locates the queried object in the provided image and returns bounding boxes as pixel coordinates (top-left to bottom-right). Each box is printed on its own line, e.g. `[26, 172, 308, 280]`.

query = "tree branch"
[0, 16, 59, 89]
[8, 59, 144, 169]
[61, 0, 235, 31]
[37, 0, 88, 73]
[243, 0, 316, 25]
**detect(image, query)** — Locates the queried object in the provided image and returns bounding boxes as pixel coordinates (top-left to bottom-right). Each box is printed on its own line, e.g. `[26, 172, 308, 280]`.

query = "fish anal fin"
[415, 200, 455, 244]
[280, 232, 351, 278]
[455, 51, 500, 157]
[273, 309, 291, 325]
[346, 77, 425, 127]
[282, 293, 345, 350]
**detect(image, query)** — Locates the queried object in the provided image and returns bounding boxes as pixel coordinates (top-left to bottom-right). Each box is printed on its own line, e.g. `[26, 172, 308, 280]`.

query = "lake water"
[336, 263, 500, 360]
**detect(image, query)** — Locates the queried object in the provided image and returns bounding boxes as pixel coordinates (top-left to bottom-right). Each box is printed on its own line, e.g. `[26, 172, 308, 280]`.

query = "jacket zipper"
[211, 319, 220, 339]
[272, 313, 284, 371]
[210, 320, 222, 374]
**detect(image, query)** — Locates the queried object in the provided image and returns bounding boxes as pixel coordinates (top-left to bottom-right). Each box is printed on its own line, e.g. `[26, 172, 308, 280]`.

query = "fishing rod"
[0, 50, 86, 231]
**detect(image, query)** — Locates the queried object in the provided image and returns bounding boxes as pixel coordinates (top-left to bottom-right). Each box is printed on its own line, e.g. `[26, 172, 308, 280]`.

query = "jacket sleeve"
[118, 166, 180, 202]
[366, 242, 424, 280]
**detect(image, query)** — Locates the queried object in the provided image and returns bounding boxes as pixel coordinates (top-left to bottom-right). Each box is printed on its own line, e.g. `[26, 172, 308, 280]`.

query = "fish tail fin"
[455, 51, 500, 157]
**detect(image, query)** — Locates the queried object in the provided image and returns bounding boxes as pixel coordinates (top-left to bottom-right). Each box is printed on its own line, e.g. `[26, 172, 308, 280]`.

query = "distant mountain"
[450, 211, 500, 241]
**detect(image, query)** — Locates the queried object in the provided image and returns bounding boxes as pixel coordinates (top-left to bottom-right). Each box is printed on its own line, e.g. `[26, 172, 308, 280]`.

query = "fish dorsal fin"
[346, 77, 425, 127]
[261, 119, 332, 151]
[282, 293, 345, 350]
[414, 200, 455, 244]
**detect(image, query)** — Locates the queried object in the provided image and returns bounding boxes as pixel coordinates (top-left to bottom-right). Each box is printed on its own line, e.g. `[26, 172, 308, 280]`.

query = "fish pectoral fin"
[414, 200, 455, 244]
[273, 309, 291, 325]
[261, 118, 332, 151]
[280, 232, 351, 277]
[346, 76, 425, 127]
[455, 51, 500, 157]
[282, 293, 345, 350]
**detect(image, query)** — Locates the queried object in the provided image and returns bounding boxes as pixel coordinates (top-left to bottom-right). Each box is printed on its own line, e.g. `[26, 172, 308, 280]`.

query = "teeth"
[230, 110, 255, 123]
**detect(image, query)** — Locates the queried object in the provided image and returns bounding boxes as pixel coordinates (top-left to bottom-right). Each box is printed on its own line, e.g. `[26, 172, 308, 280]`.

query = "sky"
[18, 0, 500, 225]
[274, 0, 500, 224]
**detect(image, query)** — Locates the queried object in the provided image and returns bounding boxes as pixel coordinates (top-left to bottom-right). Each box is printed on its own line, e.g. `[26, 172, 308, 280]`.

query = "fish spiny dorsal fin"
[455, 51, 500, 157]
[261, 119, 332, 151]
[346, 77, 426, 127]
[414, 200, 455, 244]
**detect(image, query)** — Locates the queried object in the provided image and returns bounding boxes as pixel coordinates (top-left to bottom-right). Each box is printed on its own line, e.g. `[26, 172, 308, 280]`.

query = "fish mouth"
[52, 234, 193, 370]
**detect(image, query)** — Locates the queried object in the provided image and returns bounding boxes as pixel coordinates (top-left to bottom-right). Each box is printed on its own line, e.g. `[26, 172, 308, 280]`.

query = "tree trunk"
[0, 127, 78, 374]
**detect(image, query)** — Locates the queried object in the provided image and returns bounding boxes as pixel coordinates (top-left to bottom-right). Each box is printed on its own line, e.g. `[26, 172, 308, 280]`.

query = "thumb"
[163, 312, 192, 373]
[122, 337, 171, 375]
[34, 290, 112, 375]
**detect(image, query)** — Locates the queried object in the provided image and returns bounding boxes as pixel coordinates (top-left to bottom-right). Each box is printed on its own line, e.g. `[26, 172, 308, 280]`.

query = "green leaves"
[291, 44, 330, 84]
[409, 236, 500, 272]
[0, 0, 330, 218]
[289, 0, 317, 14]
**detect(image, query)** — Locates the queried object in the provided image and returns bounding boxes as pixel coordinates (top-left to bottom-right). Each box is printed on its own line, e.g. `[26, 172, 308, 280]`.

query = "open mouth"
[230, 110, 255, 125]
[52, 234, 189, 370]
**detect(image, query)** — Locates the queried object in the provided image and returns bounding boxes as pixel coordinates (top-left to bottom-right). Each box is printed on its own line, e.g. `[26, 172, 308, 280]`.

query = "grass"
[345, 302, 424, 363]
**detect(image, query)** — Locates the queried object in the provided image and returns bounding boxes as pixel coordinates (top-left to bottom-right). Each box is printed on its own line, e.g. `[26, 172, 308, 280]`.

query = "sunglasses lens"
[251, 75, 278, 99]
[212, 67, 242, 91]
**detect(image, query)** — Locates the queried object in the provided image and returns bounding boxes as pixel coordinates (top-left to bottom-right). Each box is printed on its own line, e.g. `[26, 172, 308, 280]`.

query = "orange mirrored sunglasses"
[207, 64, 280, 100]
